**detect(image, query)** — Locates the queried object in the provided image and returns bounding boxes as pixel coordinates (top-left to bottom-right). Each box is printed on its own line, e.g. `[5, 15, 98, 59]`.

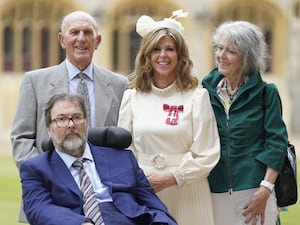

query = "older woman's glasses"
[51, 114, 86, 128]
[214, 45, 238, 56]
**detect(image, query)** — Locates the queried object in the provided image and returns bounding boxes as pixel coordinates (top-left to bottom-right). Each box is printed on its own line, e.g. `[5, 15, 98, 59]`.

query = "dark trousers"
[99, 202, 151, 225]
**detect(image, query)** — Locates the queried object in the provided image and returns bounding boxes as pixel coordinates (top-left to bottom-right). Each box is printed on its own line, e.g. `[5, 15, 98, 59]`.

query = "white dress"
[118, 82, 220, 225]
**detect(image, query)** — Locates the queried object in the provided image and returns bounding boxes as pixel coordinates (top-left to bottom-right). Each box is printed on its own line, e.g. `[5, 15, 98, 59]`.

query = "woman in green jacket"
[202, 21, 288, 225]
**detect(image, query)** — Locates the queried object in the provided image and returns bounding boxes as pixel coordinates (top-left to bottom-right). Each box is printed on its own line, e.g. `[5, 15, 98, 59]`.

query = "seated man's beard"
[61, 135, 86, 155]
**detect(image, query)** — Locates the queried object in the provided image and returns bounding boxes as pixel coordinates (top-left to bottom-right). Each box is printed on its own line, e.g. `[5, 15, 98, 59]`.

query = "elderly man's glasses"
[51, 114, 86, 128]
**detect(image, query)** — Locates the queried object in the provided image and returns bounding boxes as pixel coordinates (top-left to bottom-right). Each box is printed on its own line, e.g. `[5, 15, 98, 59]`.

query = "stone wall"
[0, 75, 22, 153]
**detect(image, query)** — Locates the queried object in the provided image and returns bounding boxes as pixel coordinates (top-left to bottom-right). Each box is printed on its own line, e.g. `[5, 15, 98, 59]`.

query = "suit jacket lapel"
[50, 151, 81, 197]
[93, 66, 113, 126]
[90, 145, 113, 188]
[48, 61, 69, 94]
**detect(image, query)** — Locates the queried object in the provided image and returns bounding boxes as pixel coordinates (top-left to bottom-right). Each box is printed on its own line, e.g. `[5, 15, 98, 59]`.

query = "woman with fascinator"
[118, 10, 220, 225]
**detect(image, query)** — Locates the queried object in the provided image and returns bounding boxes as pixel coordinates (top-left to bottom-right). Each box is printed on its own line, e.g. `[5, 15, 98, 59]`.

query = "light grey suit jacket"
[11, 61, 128, 169]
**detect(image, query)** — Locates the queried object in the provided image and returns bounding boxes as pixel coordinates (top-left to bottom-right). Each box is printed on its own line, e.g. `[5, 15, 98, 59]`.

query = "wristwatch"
[260, 180, 274, 192]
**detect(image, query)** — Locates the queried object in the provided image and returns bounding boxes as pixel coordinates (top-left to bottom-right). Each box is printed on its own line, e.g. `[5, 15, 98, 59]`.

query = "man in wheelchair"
[20, 93, 177, 225]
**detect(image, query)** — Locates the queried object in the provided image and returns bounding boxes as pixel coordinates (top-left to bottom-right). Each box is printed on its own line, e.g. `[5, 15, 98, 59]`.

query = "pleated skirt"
[141, 165, 215, 225]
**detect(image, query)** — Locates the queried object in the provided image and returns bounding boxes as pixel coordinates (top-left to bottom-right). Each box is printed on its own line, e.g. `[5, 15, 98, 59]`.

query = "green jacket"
[202, 68, 288, 193]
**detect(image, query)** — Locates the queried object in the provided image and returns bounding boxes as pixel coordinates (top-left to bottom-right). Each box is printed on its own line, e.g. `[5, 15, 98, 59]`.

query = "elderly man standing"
[11, 10, 128, 223]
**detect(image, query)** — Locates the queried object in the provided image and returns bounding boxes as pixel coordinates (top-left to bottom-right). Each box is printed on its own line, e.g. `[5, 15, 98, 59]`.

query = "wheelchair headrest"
[42, 126, 132, 152]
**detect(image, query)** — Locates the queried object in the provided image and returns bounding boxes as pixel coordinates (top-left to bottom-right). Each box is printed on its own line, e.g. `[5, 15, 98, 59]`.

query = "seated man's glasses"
[51, 114, 86, 128]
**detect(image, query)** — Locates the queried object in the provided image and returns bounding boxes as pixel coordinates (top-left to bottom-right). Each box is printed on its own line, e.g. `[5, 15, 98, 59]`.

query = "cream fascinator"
[136, 9, 188, 37]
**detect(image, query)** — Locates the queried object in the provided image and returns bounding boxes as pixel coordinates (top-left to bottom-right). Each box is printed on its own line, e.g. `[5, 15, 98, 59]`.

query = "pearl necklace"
[225, 79, 239, 101]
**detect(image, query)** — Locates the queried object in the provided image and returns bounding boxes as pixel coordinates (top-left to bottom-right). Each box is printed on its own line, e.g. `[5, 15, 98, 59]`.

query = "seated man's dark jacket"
[20, 142, 177, 225]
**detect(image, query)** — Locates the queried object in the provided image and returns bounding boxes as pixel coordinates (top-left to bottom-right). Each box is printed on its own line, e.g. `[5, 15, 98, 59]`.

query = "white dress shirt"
[56, 144, 113, 203]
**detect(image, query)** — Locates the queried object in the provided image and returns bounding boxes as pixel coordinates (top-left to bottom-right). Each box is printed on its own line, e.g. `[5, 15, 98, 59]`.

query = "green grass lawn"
[0, 154, 21, 225]
[280, 203, 299, 225]
[0, 154, 299, 225]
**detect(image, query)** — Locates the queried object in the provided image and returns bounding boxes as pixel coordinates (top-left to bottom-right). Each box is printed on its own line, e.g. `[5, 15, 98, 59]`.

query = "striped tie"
[72, 159, 104, 225]
[77, 73, 90, 125]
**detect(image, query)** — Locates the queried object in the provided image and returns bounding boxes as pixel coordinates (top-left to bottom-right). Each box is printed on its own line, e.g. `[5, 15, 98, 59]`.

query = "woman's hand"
[147, 172, 177, 192]
[242, 187, 271, 225]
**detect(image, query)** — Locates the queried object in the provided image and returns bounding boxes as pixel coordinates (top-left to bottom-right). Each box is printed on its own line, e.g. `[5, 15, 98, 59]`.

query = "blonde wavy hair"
[129, 28, 198, 92]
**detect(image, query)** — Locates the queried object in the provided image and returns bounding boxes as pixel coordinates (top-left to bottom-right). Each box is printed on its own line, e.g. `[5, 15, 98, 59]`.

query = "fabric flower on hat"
[136, 9, 188, 37]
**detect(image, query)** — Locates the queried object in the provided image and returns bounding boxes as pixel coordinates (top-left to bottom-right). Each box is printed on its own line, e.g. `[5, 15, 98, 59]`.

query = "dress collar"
[151, 81, 178, 97]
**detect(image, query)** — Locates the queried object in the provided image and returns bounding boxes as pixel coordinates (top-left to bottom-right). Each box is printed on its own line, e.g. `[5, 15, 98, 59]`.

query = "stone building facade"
[1, 0, 300, 150]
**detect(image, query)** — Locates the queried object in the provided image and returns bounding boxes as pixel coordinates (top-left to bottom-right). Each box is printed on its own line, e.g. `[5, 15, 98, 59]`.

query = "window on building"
[294, 1, 300, 18]
[41, 28, 49, 68]
[22, 27, 31, 71]
[264, 30, 272, 72]
[129, 29, 141, 72]
[1, 0, 75, 73]
[112, 29, 119, 71]
[4, 26, 14, 71]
